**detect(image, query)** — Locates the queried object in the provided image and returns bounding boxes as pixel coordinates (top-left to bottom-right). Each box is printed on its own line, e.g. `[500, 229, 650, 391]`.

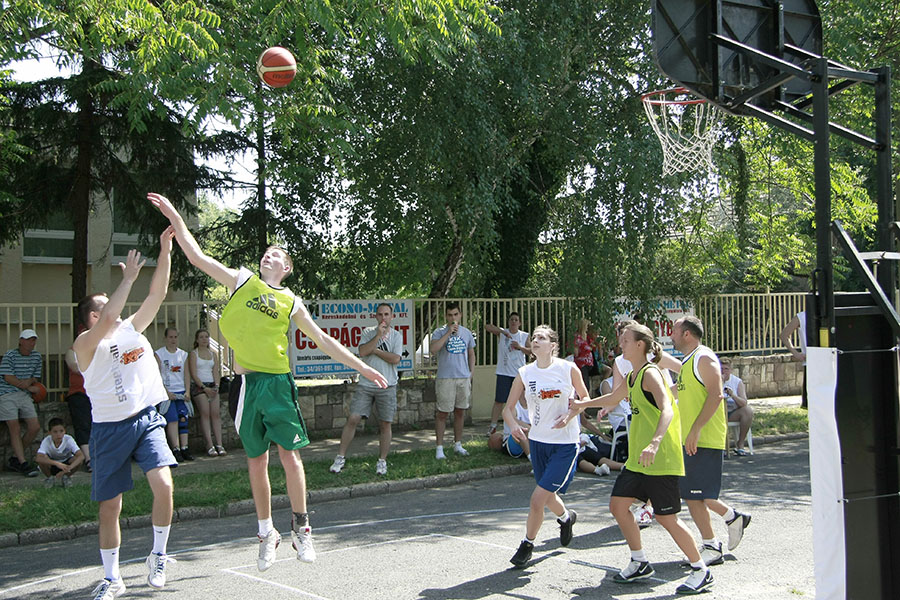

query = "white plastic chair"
[610, 416, 630, 460]
[727, 420, 753, 455]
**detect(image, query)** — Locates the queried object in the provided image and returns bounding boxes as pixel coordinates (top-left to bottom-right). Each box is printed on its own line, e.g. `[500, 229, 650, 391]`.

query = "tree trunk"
[69, 62, 95, 304]
[429, 234, 465, 298]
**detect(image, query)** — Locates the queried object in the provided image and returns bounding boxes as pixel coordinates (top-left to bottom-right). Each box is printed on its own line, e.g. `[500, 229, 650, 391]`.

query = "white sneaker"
[62, 474, 73, 488]
[375, 458, 387, 475]
[435, 446, 446, 460]
[90, 578, 126, 600]
[146, 552, 175, 588]
[700, 541, 724, 566]
[329, 455, 345, 474]
[594, 464, 610, 476]
[43, 476, 54, 489]
[292, 526, 316, 563]
[257, 529, 281, 571]
[726, 510, 751, 551]
[676, 566, 714, 594]
[632, 503, 653, 528]
[453, 441, 469, 456]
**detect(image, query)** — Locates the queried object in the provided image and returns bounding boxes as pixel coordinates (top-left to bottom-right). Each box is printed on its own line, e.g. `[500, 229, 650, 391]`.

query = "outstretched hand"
[148, 193, 179, 221]
[362, 367, 389, 389]
[119, 249, 146, 283]
[160, 226, 175, 254]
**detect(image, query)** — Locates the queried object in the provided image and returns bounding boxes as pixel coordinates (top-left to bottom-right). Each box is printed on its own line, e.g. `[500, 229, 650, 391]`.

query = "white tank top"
[155, 347, 188, 393]
[496, 330, 529, 377]
[82, 320, 168, 423]
[519, 357, 580, 444]
[193, 351, 215, 382]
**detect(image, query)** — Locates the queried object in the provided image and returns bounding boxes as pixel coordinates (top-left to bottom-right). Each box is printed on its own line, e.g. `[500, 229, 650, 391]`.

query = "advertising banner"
[289, 299, 414, 377]
[615, 299, 693, 354]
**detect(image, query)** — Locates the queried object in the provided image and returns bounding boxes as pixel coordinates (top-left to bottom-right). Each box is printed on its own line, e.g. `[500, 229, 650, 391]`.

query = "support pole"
[812, 56, 833, 346]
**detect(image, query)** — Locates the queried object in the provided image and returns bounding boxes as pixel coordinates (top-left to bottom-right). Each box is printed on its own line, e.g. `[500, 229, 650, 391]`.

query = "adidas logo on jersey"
[246, 293, 280, 319]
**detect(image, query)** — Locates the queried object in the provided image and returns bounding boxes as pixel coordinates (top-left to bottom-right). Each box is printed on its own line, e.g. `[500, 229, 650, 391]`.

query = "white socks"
[631, 549, 648, 562]
[258, 518, 274, 537]
[152, 524, 171, 555]
[558, 509, 570, 523]
[723, 507, 736, 521]
[702, 537, 718, 547]
[100, 547, 120, 581]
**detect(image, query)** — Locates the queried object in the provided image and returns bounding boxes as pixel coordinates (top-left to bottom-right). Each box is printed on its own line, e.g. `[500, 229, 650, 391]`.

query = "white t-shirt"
[81, 320, 168, 423]
[496, 330, 529, 377]
[680, 345, 720, 385]
[359, 326, 402, 388]
[519, 357, 580, 444]
[723, 373, 743, 411]
[156, 347, 188, 394]
[37, 434, 79, 461]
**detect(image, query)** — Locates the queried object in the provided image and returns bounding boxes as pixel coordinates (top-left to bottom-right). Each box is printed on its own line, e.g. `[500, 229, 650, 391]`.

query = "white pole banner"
[807, 346, 845, 600]
[289, 299, 414, 377]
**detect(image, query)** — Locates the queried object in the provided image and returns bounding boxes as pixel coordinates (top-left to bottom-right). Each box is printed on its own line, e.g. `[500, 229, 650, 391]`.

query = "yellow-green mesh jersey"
[625, 362, 684, 476]
[677, 345, 726, 449]
[219, 268, 298, 374]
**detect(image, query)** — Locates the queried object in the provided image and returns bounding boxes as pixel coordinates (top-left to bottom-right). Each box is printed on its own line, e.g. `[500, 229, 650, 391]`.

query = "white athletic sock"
[723, 507, 736, 521]
[702, 537, 718, 547]
[258, 518, 274, 537]
[152, 524, 171, 555]
[558, 509, 570, 522]
[524, 536, 535, 544]
[100, 547, 120, 581]
[490, 421, 497, 428]
[631, 549, 647, 562]
[594, 465, 604, 475]
[690, 559, 707, 571]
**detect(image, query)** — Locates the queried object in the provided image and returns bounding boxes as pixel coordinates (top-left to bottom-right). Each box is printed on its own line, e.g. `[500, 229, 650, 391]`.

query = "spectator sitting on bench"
[720, 358, 753, 456]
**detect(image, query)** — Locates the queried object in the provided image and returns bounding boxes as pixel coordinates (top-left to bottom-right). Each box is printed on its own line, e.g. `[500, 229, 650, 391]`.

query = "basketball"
[31, 382, 47, 403]
[256, 46, 296, 88]
[488, 431, 503, 451]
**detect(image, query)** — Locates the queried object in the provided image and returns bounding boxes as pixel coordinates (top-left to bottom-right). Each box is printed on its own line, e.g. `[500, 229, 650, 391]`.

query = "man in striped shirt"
[0, 329, 43, 476]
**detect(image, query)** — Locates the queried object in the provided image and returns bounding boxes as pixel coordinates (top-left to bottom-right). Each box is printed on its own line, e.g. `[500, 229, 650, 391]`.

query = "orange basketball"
[31, 382, 47, 403]
[256, 46, 297, 88]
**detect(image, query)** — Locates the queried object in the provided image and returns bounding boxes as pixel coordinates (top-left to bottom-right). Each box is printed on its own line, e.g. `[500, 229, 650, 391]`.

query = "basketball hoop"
[642, 87, 719, 176]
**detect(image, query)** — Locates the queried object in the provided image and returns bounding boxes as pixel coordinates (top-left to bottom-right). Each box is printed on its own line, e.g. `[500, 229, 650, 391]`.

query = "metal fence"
[0, 292, 807, 399]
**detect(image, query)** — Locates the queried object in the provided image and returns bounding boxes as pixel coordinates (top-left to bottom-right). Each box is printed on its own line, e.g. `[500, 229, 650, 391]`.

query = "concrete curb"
[0, 435, 802, 548]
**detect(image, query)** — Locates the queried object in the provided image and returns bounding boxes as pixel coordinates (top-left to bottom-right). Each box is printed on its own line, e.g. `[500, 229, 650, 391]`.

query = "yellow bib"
[625, 363, 684, 476]
[677, 346, 726, 449]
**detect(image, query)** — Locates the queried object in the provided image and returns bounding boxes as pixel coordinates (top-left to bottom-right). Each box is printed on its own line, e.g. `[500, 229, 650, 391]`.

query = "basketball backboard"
[652, 0, 822, 113]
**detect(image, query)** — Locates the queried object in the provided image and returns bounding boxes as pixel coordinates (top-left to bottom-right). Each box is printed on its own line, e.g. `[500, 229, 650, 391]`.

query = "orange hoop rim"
[641, 86, 707, 106]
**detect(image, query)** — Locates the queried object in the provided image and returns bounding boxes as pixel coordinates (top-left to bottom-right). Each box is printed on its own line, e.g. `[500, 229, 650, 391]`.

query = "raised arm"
[130, 227, 174, 333]
[292, 303, 388, 388]
[148, 192, 239, 290]
[780, 315, 805, 362]
[484, 323, 507, 338]
[73, 250, 146, 369]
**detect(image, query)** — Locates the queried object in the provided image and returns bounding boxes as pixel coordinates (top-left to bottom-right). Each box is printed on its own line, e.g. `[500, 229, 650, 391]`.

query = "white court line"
[221, 568, 332, 600]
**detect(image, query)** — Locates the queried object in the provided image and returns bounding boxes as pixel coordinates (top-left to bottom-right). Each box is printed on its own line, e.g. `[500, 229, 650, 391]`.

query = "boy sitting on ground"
[35, 417, 84, 488]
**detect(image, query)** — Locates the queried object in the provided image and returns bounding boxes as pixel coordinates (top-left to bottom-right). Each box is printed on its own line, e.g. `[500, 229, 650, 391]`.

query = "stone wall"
[728, 353, 803, 398]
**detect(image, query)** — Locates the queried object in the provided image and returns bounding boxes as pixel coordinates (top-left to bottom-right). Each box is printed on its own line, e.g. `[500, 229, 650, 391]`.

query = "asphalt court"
[1, 439, 814, 599]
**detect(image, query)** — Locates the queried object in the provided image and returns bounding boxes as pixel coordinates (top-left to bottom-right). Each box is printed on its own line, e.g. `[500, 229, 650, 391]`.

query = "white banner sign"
[289, 299, 414, 377]
[615, 299, 693, 354]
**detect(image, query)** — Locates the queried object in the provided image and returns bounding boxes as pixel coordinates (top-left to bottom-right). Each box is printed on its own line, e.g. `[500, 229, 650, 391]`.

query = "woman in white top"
[189, 328, 224, 456]
[502, 325, 590, 569]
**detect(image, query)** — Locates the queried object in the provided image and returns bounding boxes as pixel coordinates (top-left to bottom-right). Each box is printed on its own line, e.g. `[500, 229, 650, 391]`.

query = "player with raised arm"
[75, 228, 178, 600]
[148, 193, 388, 572]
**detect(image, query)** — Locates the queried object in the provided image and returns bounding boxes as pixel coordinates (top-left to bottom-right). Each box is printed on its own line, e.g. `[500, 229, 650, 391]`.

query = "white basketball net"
[642, 88, 719, 176]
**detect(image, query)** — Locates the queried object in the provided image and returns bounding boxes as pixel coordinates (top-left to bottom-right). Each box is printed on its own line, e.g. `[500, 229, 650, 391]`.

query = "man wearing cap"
[0, 329, 43, 476]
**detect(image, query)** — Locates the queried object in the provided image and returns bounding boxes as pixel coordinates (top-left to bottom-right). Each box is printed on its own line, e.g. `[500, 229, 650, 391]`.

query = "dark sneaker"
[21, 461, 40, 477]
[726, 510, 751, 551]
[700, 541, 724, 566]
[172, 448, 183, 463]
[558, 510, 577, 546]
[180, 448, 194, 461]
[613, 560, 654, 583]
[7, 456, 20, 472]
[510, 540, 534, 568]
[85, 460, 92, 473]
[676, 567, 714, 594]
